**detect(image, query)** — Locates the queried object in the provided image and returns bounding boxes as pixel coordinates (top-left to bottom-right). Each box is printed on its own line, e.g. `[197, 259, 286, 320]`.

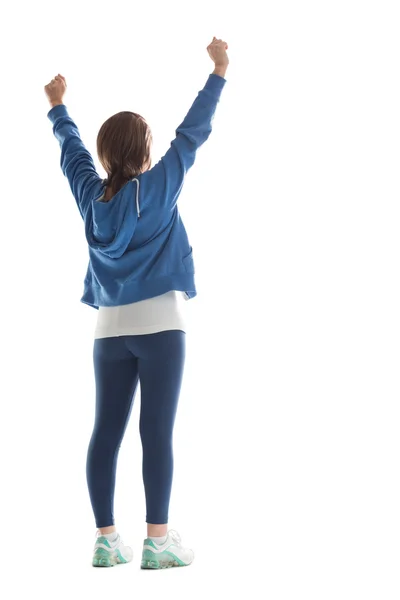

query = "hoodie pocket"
[182, 247, 195, 274]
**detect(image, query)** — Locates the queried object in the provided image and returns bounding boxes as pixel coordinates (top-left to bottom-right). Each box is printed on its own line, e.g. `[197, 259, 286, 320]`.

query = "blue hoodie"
[48, 73, 226, 309]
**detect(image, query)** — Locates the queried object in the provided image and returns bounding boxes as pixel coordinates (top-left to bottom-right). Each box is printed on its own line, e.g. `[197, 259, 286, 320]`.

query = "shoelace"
[168, 530, 182, 546]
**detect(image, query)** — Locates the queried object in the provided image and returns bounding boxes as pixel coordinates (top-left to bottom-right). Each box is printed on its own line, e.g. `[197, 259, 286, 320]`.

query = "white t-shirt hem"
[94, 324, 186, 339]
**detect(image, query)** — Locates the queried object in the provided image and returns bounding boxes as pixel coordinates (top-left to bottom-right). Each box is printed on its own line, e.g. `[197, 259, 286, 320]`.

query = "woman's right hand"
[207, 37, 229, 68]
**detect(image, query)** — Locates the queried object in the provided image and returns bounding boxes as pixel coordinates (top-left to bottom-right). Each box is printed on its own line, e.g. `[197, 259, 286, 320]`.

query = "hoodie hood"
[85, 178, 140, 259]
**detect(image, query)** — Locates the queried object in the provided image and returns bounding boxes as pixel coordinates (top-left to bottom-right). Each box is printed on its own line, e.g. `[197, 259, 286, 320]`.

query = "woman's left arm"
[45, 74, 103, 219]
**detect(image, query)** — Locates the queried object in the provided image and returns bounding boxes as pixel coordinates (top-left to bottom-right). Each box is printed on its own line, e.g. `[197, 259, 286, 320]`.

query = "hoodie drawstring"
[132, 177, 140, 218]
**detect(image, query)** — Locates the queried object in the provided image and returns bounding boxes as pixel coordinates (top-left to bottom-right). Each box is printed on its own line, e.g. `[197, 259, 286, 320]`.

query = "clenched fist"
[44, 74, 67, 108]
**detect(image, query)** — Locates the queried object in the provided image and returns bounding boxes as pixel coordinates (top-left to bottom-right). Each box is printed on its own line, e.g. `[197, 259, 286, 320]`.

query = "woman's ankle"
[147, 524, 168, 538]
[99, 525, 116, 535]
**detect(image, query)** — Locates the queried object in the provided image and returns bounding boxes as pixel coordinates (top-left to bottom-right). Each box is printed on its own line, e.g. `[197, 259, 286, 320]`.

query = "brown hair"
[97, 111, 153, 196]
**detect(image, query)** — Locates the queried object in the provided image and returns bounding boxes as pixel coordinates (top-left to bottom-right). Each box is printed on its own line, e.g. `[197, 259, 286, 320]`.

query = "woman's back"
[47, 73, 226, 309]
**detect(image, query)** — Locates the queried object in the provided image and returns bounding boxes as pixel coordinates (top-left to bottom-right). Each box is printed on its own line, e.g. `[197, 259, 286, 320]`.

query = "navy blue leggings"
[86, 330, 186, 528]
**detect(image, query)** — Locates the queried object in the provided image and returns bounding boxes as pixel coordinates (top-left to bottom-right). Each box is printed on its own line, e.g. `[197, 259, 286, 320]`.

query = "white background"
[1, 0, 399, 598]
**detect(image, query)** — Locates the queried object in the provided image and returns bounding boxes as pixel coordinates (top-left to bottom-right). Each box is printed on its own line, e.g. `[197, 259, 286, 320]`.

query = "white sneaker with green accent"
[141, 530, 194, 569]
[92, 533, 133, 567]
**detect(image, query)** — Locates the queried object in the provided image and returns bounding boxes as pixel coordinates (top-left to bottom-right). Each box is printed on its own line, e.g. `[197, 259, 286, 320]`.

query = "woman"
[44, 37, 229, 569]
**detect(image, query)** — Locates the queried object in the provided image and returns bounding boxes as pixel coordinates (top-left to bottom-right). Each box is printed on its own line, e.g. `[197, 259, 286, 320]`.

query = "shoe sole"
[93, 547, 129, 567]
[141, 550, 191, 569]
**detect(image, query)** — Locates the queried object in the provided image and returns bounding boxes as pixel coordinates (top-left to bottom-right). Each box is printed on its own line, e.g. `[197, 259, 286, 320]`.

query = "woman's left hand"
[44, 74, 67, 107]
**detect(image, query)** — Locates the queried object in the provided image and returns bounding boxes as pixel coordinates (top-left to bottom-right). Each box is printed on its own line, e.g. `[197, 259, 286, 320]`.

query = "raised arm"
[45, 74, 103, 220]
[150, 38, 229, 211]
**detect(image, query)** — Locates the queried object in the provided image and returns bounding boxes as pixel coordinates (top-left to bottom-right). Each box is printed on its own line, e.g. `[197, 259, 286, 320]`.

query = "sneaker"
[92, 533, 133, 567]
[141, 530, 194, 569]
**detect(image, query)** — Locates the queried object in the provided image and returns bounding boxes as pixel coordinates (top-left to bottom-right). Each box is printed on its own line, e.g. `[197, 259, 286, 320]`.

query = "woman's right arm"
[149, 38, 229, 211]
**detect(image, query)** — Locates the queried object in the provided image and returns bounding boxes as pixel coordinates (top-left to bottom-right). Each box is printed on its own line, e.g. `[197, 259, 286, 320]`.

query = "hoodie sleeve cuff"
[205, 73, 227, 97]
[47, 103, 68, 123]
